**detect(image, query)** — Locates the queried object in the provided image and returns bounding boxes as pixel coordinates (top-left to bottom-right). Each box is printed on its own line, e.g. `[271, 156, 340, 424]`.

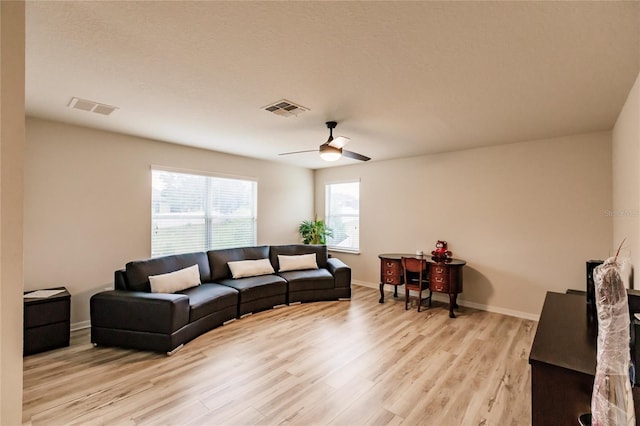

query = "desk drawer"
[381, 260, 401, 285]
[430, 267, 450, 293]
[431, 281, 450, 293]
[24, 298, 70, 328]
[24, 321, 70, 355]
[384, 276, 400, 284]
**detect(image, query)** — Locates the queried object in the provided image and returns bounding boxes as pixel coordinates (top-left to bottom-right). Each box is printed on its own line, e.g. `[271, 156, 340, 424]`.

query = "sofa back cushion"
[125, 252, 211, 292]
[208, 246, 270, 281]
[270, 244, 328, 272]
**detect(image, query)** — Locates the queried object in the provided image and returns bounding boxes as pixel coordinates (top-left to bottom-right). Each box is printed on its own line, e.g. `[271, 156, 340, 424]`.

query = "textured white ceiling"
[26, 1, 640, 169]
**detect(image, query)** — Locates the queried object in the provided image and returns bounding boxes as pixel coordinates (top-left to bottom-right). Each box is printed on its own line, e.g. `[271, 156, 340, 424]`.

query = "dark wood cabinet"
[24, 287, 70, 355]
[529, 292, 595, 425]
[529, 291, 640, 425]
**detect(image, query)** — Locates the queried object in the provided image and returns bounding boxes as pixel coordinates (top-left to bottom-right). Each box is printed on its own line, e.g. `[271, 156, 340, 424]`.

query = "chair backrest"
[402, 257, 427, 287]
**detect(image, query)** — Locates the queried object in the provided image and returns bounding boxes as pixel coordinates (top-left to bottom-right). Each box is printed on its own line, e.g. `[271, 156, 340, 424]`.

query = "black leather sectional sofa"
[90, 244, 351, 354]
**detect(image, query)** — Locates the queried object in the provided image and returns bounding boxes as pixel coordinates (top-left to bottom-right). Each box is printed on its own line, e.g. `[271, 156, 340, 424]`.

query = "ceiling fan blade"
[280, 122, 369, 162]
[278, 149, 318, 156]
[342, 150, 371, 162]
[329, 136, 350, 149]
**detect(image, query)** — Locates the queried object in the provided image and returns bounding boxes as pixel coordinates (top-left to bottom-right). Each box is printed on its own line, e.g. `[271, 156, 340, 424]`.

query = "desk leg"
[449, 293, 456, 318]
[379, 284, 400, 303]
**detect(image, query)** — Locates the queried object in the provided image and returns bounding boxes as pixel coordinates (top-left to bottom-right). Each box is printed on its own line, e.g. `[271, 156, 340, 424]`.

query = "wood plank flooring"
[23, 285, 537, 426]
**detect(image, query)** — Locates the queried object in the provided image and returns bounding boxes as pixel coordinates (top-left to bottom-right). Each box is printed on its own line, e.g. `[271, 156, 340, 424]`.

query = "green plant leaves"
[298, 219, 333, 245]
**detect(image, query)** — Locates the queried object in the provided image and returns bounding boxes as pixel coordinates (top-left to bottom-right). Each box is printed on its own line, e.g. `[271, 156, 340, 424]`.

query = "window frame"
[324, 179, 361, 254]
[151, 166, 258, 257]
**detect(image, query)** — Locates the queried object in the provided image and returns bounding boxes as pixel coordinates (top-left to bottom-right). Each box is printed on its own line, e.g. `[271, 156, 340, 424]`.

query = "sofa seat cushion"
[279, 268, 334, 292]
[176, 283, 239, 322]
[90, 290, 190, 334]
[218, 275, 287, 302]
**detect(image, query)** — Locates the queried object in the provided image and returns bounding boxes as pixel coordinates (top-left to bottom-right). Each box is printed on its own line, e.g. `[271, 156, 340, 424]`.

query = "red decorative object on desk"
[431, 240, 452, 262]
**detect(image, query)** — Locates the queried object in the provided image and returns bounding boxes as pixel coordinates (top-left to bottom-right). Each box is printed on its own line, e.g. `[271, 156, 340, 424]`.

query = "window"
[151, 168, 257, 257]
[325, 181, 360, 252]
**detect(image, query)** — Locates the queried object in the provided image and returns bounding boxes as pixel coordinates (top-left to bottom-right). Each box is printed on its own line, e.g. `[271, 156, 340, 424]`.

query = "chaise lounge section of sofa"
[90, 244, 350, 354]
[90, 251, 239, 354]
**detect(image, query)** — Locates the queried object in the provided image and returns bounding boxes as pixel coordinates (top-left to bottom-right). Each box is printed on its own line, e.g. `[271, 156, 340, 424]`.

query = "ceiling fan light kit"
[279, 121, 371, 163]
[319, 144, 342, 162]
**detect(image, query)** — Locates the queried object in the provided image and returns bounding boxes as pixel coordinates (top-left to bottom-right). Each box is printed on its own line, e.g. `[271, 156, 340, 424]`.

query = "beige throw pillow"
[278, 253, 318, 272]
[227, 258, 275, 279]
[149, 264, 201, 293]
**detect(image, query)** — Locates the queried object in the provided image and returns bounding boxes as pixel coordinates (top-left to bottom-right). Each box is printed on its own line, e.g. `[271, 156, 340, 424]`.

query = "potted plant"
[298, 218, 333, 245]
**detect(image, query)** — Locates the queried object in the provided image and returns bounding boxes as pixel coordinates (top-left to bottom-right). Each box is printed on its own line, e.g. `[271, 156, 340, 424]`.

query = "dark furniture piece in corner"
[401, 257, 430, 312]
[24, 287, 71, 355]
[529, 292, 595, 425]
[627, 288, 640, 386]
[529, 291, 640, 425]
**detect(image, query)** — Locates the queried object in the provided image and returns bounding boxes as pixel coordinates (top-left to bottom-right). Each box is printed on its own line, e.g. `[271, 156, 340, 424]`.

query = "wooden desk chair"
[401, 257, 431, 312]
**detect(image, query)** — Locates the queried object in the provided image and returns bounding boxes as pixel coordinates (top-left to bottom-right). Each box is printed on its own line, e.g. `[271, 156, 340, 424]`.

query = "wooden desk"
[378, 253, 466, 317]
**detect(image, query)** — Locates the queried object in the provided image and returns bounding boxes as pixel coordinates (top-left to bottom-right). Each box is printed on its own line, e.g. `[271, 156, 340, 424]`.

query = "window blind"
[152, 169, 257, 257]
[325, 181, 360, 252]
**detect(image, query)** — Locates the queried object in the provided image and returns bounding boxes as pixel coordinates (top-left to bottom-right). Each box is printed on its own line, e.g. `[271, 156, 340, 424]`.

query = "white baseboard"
[72, 281, 539, 331]
[352, 280, 540, 322]
[71, 320, 91, 331]
[352, 280, 376, 288]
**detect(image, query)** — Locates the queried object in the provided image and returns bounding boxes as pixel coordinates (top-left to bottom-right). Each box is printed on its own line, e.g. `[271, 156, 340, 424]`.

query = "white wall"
[612, 71, 640, 286]
[0, 1, 25, 424]
[316, 132, 613, 319]
[23, 74, 639, 325]
[24, 118, 314, 326]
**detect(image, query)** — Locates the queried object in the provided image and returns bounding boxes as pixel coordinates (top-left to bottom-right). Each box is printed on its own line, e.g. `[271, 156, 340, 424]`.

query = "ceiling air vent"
[263, 99, 309, 118]
[68, 97, 119, 116]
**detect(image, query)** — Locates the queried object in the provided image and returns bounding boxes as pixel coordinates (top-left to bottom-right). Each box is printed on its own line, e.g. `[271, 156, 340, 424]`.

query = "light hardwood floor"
[23, 285, 537, 426]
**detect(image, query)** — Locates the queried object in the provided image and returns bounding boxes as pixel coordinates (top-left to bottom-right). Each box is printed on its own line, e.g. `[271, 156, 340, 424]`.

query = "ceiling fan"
[279, 121, 371, 162]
